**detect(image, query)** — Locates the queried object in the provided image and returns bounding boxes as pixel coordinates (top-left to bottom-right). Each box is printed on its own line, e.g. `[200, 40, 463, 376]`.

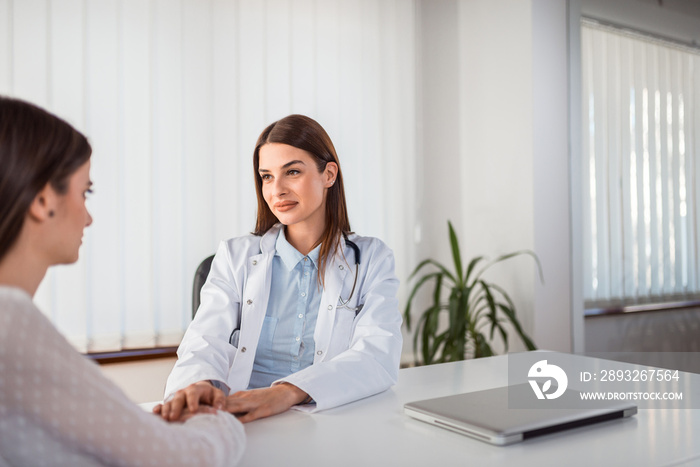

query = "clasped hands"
[153, 380, 310, 423]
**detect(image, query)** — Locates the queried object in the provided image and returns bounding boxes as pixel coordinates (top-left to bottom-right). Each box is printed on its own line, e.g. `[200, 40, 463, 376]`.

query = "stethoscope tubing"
[337, 235, 361, 314]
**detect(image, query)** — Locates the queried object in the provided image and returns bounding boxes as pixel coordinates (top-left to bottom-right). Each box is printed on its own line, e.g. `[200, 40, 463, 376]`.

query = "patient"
[0, 96, 245, 466]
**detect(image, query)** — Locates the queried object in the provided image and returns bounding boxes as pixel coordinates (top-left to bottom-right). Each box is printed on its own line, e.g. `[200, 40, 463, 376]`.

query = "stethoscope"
[338, 234, 362, 315]
[229, 234, 363, 346]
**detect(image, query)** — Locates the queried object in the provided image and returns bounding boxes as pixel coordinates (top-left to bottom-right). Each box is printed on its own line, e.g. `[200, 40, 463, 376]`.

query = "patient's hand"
[175, 405, 219, 423]
[153, 381, 225, 422]
[225, 382, 309, 423]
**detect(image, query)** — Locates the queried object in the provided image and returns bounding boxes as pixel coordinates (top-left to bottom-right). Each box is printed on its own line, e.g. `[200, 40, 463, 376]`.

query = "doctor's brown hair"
[253, 114, 351, 285]
[0, 96, 92, 261]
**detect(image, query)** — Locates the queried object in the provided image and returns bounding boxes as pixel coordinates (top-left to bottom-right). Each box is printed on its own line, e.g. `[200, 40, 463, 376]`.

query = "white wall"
[416, 0, 574, 354]
[457, 0, 538, 352]
[532, 0, 574, 352]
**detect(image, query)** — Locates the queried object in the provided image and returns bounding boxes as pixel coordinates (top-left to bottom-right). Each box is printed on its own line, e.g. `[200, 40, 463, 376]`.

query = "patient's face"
[49, 160, 93, 264]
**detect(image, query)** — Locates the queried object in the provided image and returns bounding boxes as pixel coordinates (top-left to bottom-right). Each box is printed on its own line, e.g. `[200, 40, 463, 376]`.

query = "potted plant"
[404, 221, 543, 365]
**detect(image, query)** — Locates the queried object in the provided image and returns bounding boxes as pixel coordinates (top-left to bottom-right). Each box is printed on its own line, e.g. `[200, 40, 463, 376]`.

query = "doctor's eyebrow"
[258, 160, 306, 174]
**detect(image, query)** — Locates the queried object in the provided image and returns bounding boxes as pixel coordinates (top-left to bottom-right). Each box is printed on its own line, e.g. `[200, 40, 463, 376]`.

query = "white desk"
[239, 353, 700, 467]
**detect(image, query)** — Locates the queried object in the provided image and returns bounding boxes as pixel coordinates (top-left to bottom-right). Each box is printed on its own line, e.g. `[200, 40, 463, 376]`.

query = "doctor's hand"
[225, 382, 309, 423]
[153, 380, 226, 422]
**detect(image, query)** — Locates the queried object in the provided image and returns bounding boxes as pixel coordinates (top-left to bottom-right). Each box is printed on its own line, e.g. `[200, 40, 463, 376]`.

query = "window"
[581, 20, 700, 310]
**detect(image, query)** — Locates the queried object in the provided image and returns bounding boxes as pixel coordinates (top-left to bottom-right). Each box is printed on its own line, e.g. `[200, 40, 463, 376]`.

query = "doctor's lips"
[274, 201, 298, 212]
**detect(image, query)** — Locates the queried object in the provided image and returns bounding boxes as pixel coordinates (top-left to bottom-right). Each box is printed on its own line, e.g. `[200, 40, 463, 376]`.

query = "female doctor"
[156, 114, 402, 423]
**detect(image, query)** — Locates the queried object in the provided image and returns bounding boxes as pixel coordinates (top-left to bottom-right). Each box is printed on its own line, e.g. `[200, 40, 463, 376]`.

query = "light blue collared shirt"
[248, 229, 322, 389]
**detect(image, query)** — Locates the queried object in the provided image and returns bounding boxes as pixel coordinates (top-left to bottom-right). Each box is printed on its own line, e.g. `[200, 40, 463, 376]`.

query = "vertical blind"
[0, 0, 417, 352]
[581, 20, 700, 307]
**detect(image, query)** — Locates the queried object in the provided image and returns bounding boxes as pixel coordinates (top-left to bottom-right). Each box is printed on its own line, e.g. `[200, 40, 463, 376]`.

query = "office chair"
[192, 254, 215, 318]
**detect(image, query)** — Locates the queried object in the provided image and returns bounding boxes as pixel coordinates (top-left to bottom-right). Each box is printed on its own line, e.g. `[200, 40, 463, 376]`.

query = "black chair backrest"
[192, 255, 215, 318]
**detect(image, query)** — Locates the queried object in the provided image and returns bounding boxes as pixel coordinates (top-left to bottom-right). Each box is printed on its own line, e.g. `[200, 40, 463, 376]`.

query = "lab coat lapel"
[233, 226, 279, 389]
[314, 244, 350, 362]
[241, 225, 279, 334]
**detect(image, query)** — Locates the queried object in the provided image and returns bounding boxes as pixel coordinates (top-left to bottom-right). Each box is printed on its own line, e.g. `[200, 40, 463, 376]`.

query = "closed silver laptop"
[404, 383, 637, 446]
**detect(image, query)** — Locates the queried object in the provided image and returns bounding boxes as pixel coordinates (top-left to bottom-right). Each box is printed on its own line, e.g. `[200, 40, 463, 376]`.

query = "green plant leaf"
[430, 332, 449, 364]
[490, 283, 516, 312]
[486, 318, 509, 351]
[447, 221, 464, 285]
[403, 223, 542, 364]
[473, 331, 494, 359]
[413, 303, 444, 365]
[480, 280, 498, 321]
[408, 258, 457, 284]
[403, 271, 443, 329]
[496, 300, 537, 351]
[464, 255, 485, 283]
[412, 312, 427, 357]
[432, 274, 444, 312]
[472, 249, 544, 286]
[447, 288, 461, 341]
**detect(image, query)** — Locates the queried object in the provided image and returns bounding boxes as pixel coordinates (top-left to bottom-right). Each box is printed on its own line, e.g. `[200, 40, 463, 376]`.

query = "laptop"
[404, 384, 637, 446]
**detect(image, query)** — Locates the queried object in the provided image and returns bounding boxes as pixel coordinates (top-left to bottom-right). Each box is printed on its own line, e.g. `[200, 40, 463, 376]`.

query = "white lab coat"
[164, 224, 403, 412]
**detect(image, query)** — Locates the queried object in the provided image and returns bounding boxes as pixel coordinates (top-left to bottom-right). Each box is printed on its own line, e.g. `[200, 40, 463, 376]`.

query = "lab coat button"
[252, 260, 257, 266]
[241, 347, 247, 352]
[246, 299, 253, 305]
[327, 305, 333, 310]
[317, 350, 323, 356]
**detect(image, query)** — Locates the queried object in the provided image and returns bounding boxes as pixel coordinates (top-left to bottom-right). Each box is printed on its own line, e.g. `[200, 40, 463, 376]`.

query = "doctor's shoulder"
[345, 233, 395, 263]
[221, 232, 263, 253]
[345, 234, 398, 285]
[205, 233, 265, 282]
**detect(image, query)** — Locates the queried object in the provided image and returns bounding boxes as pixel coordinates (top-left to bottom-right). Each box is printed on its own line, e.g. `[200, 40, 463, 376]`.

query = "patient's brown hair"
[0, 96, 92, 261]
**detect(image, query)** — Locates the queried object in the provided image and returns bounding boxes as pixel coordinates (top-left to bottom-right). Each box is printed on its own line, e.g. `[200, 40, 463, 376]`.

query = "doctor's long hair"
[253, 114, 350, 285]
[0, 96, 91, 261]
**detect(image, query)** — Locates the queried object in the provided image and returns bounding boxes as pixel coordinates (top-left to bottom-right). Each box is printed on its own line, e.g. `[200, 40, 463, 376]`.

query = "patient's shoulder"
[0, 285, 54, 346]
[0, 285, 36, 321]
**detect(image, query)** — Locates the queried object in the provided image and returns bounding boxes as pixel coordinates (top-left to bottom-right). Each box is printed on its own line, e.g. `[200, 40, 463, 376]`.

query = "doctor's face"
[258, 143, 336, 232]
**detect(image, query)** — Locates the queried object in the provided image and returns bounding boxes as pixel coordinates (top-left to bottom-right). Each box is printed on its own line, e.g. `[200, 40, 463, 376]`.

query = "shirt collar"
[275, 228, 321, 271]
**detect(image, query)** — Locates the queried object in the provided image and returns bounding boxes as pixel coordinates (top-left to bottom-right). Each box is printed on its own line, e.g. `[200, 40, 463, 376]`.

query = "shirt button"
[246, 299, 253, 305]
[301, 292, 306, 297]
[241, 347, 247, 352]
[305, 272, 309, 276]
[339, 265, 344, 270]
[298, 314, 303, 319]
[295, 337, 300, 342]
